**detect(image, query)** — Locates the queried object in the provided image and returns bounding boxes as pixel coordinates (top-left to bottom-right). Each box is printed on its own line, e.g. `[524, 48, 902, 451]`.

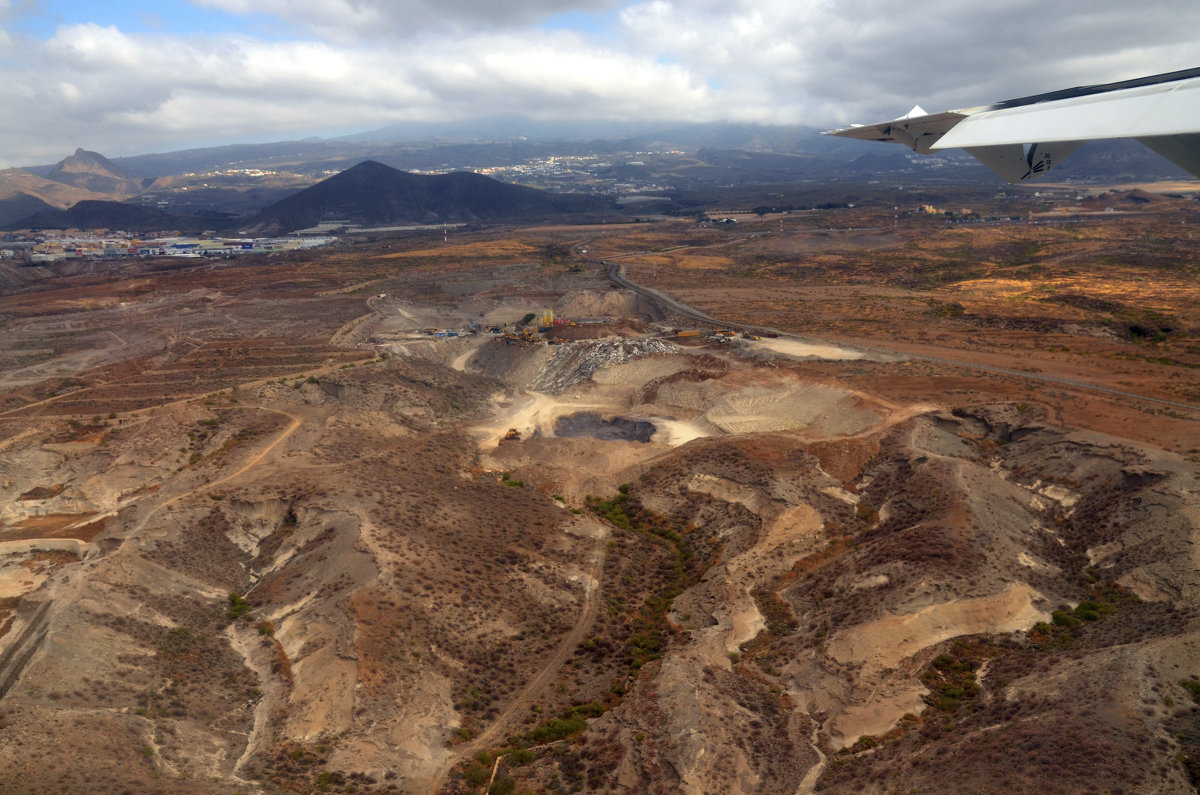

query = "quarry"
[0, 199, 1199, 794]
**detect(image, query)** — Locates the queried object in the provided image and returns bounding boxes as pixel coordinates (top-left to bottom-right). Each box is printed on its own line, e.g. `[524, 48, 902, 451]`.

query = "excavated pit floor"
[553, 412, 657, 443]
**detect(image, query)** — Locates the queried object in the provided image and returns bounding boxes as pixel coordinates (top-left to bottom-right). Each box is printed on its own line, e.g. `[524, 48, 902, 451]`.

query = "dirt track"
[426, 520, 609, 792]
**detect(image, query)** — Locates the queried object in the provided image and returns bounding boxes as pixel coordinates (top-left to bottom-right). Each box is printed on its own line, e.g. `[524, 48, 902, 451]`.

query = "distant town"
[1, 231, 337, 262]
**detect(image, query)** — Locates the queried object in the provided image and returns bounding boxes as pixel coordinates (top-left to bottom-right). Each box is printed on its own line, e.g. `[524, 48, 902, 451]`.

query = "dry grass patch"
[380, 239, 539, 259]
[668, 253, 737, 270]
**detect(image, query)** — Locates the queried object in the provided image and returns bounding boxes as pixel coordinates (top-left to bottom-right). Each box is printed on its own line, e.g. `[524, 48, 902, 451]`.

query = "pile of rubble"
[530, 338, 677, 394]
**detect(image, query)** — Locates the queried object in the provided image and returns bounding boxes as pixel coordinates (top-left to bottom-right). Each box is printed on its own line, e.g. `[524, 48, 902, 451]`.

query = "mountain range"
[2, 121, 1195, 234]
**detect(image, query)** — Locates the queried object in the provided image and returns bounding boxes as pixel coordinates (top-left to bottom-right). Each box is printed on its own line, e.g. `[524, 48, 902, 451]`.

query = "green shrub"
[850, 735, 877, 752]
[226, 593, 252, 620]
[526, 716, 587, 744]
[1052, 609, 1082, 627]
[1182, 679, 1200, 701]
[463, 762, 489, 786]
[570, 700, 604, 718]
[1073, 600, 1115, 622]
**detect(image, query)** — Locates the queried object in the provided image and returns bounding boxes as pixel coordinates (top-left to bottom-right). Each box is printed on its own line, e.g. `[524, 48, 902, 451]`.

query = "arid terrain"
[1, 186, 1199, 794]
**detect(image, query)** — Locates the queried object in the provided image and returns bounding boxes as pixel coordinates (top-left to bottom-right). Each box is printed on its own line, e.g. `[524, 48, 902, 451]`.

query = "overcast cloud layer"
[3, 0, 1200, 167]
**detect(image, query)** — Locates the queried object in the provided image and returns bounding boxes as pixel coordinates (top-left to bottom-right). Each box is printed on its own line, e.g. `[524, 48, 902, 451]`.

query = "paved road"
[604, 261, 1200, 415]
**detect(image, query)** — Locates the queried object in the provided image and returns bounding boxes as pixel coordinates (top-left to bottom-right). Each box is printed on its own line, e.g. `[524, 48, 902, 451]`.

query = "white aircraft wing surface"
[825, 67, 1200, 182]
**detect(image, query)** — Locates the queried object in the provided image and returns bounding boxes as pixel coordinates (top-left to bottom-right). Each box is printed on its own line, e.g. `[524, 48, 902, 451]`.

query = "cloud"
[616, 0, 1200, 124]
[0, 23, 706, 166]
[191, 0, 617, 40]
[0, 0, 41, 29]
[3, 0, 1200, 167]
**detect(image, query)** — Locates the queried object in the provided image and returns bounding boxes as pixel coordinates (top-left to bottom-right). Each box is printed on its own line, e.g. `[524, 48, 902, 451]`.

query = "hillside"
[241, 160, 613, 233]
[0, 167, 116, 209]
[7, 200, 198, 233]
[0, 193, 57, 227]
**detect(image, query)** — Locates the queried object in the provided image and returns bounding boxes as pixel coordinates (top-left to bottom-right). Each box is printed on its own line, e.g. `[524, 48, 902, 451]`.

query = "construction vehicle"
[501, 428, 521, 443]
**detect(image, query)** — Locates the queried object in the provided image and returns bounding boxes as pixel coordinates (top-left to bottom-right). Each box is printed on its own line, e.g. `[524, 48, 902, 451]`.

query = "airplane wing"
[824, 67, 1200, 182]
[823, 109, 969, 154]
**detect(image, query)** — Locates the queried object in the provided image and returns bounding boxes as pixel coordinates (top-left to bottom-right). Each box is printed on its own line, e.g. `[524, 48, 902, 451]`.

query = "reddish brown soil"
[585, 198, 1200, 455]
[2, 514, 107, 543]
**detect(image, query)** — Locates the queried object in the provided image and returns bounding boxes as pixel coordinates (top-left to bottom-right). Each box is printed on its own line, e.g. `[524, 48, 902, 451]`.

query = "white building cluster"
[15, 231, 336, 263]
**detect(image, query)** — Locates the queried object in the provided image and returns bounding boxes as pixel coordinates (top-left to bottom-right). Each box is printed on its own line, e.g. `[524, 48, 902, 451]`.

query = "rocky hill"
[45, 149, 146, 199]
[240, 160, 613, 234]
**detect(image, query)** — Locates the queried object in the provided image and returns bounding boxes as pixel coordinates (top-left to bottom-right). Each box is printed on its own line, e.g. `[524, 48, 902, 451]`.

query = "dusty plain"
[1, 183, 1199, 794]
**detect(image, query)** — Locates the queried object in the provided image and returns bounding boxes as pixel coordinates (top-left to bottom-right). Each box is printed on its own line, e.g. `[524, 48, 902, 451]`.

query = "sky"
[2, 0, 1200, 168]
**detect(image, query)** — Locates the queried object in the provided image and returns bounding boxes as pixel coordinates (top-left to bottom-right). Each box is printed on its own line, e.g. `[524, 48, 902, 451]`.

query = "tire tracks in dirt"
[131, 404, 303, 531]
[426, 522, 609, 793]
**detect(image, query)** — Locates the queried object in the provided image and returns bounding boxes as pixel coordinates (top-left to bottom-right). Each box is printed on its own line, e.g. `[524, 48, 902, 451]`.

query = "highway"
[603, 260, 1200, 416]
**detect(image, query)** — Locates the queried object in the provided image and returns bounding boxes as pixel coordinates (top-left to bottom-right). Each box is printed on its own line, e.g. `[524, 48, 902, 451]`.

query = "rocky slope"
[0, 358, 600, 793]
[513, 404, 1200, 794]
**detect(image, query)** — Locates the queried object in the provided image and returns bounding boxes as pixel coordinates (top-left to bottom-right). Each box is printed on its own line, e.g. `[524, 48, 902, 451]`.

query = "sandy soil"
[827, 582, 1049, 673]
[472, 390, 617, 447]
[749, 336, 870, 361]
